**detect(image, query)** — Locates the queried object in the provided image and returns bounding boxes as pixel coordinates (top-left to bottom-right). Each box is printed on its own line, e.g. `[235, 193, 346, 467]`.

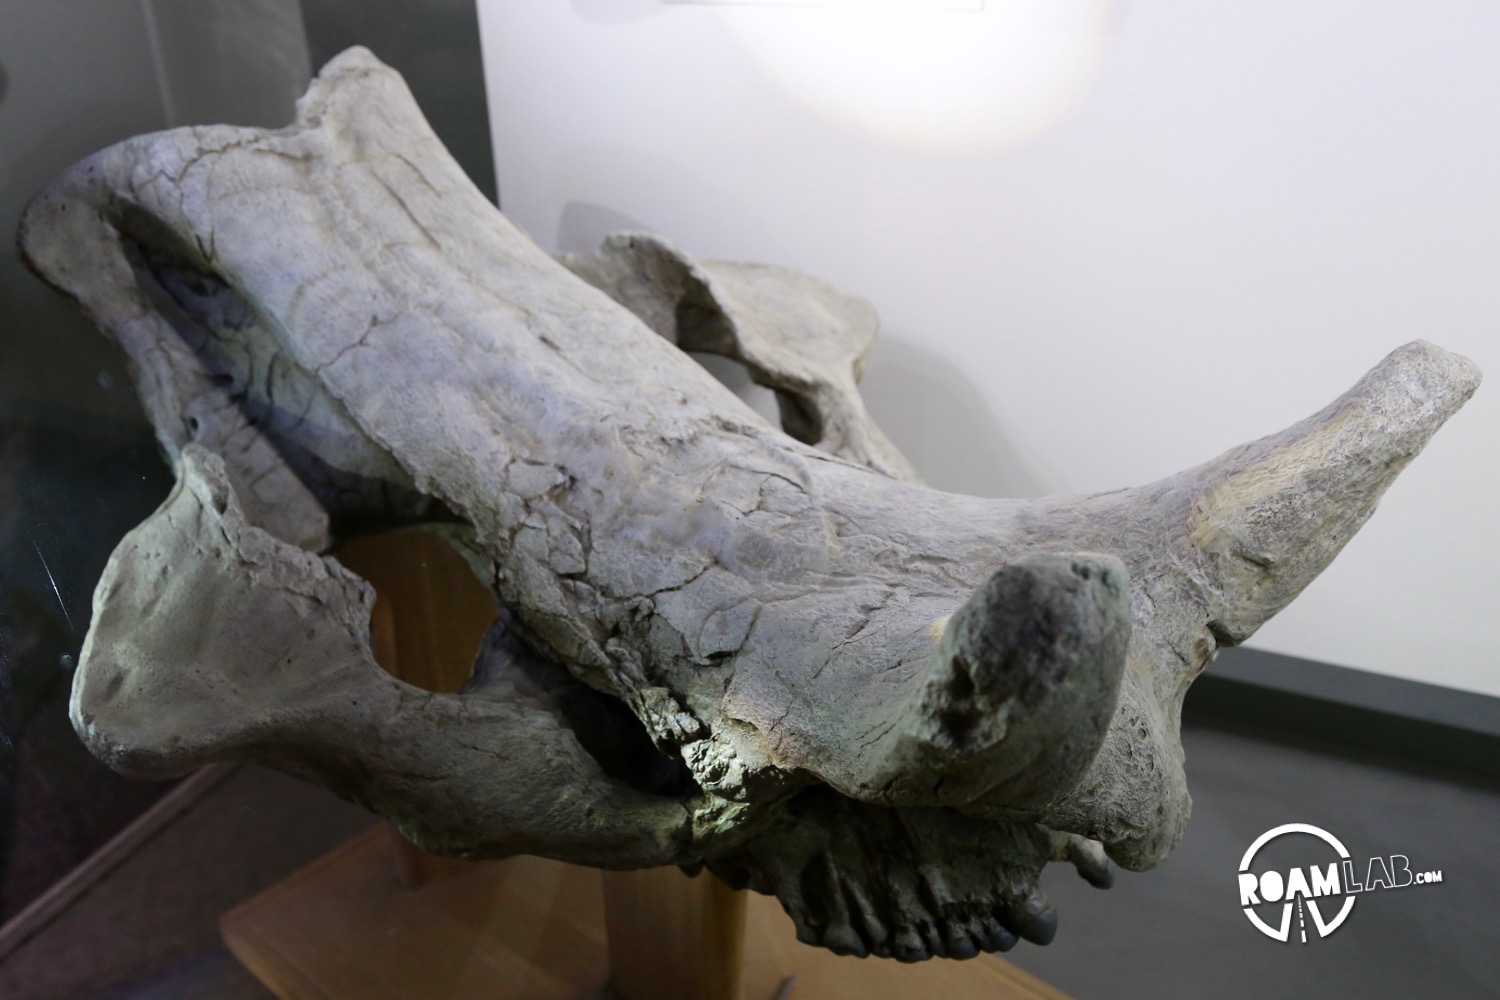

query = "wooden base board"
[221, 826, 1068, 1000]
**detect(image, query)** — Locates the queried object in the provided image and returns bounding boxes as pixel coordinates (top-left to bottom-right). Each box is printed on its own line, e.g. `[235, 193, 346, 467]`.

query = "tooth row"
[707, 788, 1063, 961]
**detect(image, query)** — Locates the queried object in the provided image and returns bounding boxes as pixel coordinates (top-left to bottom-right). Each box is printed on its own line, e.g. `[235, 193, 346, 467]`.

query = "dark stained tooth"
[823, 922, 868, 958]
[920, 921, 946, 958]
[1066, 834, 1115, 889]
[1016, 906, 1058, 946]
[975, 916, 1017, 953]
[891, 927, 928, 962]
[943, 919, 980, 960]
[842, 876, 889, 951]
[997, 881, 1059, 946]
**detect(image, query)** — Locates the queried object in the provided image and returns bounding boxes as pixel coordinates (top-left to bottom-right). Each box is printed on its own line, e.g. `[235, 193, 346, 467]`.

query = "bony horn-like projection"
[18, 48, 1480, 961]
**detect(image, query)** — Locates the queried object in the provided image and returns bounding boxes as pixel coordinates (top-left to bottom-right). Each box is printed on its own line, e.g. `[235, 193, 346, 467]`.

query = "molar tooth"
[891, 927, 927, 963]
[840, 876, 890, 952]
[1000, 887, 1059, 946]
[1062, 832, 1115, 889]
[975, 916, 1018, 954]
[942, 919, 980, 960]
[919, 921, 946, 960]
[821, 922, 867, 958]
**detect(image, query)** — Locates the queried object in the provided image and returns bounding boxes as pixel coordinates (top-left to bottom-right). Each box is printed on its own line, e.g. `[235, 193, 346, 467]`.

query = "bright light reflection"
[717, 1, 1114, 151]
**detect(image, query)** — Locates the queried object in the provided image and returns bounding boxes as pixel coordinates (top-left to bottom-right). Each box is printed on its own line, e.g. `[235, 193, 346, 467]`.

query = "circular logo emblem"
[1239, 823, 1356, 942]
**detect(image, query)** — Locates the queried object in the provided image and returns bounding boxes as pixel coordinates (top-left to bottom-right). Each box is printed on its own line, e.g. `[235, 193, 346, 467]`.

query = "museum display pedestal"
[220, 823, 607, 999]
[602, 866, 746, 999]
[220, 823, 1067, 1000]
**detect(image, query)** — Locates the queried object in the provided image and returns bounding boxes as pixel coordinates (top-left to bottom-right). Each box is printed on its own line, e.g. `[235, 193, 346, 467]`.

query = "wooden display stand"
[220, 531, 1068, 1000]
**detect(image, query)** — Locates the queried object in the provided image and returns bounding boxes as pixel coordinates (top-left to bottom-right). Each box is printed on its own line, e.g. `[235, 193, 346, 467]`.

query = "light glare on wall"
[708, 1, 1114, 151]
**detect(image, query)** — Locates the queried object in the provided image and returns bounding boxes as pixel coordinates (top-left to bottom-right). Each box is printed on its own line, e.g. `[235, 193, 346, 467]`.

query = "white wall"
[475, 0, 1499, 696]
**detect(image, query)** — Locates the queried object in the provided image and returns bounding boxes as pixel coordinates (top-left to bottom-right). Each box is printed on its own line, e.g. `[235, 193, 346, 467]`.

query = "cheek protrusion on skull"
[807, 552, 1131, 813]
[75, 447, 704, 867]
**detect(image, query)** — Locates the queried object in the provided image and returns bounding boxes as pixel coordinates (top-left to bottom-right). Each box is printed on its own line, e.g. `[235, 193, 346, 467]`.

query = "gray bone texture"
[17, 49, 1481, 960]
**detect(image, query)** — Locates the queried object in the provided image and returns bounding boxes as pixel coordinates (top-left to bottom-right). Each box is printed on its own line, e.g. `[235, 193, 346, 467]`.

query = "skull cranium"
[17, 49, 1480, 960]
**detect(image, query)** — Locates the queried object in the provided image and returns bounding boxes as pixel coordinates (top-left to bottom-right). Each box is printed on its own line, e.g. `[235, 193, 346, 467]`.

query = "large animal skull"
[18, 49, 1479, 961]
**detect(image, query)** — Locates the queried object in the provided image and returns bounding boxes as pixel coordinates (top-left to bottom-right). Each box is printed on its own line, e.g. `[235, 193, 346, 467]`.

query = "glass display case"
[1, 3, 1496, 999]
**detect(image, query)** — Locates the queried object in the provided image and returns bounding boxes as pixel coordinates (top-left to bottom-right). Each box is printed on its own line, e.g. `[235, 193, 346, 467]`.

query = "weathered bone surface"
[18, 48, 1480, 960]
[560, 233, 922, 482]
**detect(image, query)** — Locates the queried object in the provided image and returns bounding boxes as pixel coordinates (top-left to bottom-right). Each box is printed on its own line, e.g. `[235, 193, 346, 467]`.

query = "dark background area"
[300, 0, 497, 205]
[1008, 710, 1500, 999]
[0, 0, 493, 926]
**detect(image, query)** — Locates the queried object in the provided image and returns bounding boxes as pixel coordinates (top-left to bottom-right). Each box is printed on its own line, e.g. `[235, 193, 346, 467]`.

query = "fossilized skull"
[18, 49, 1479, 960]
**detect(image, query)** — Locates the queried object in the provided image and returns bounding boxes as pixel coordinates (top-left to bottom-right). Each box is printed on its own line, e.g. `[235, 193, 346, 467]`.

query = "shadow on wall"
[557, 200, 654, 256]
[558, 201, 805, 429]
[570, 0, 665, 26]
[557, 200, 1055, 500]
[548, 143, 798, 261]
[861, 335, 1062, 499]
